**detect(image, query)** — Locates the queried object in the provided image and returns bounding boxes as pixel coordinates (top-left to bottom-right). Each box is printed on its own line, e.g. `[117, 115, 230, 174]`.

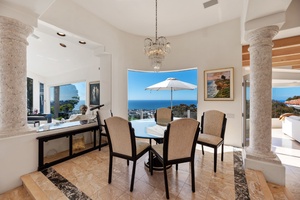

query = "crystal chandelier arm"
[144, 0, 170, 72]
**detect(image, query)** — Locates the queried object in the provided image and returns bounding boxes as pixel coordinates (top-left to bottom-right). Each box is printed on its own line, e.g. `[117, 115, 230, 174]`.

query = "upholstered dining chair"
[104, 116, 151, 192]
[197, 110, 227, 173]
[155, 108, 173, 126]
[150, 118, 200, 199]
[96, 109, 113, 150]
[154, 108, 173, 143]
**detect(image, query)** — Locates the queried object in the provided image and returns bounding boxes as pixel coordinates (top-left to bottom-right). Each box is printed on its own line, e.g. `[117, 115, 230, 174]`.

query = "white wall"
[0, 1, 243, 194]
[0, 132, 39, 194]
[167, 19, 243, 147]
[40, 0, 243, 146]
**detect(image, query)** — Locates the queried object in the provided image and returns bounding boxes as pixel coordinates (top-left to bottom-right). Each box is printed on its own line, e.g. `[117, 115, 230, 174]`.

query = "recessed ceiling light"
[57, 32, 66, 37]
[60, 43, 66, 48]
[79, 40, 86, 44]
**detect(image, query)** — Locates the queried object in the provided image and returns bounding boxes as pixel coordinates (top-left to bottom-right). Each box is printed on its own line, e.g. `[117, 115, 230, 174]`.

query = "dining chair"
[96, 109, 112, 150]
[150, 118, 200, 199]
[104, 116, 151, 192]
[154, 108, 173, 143]
[155, 108, 173, 126]
[197, 110, 227, 173]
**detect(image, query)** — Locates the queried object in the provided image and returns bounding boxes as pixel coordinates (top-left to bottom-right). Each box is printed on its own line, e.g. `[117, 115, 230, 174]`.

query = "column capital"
[0, 16, 33, 45]
[246, 26, 279, 48]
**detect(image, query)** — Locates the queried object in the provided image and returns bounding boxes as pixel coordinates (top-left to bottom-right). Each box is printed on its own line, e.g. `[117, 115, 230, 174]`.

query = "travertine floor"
[0, 128, 299, 200]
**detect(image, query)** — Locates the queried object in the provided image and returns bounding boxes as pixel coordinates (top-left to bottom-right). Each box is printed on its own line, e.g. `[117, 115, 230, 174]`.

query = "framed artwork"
[204, 67, 234, 101]
[89, 81, 100, 106]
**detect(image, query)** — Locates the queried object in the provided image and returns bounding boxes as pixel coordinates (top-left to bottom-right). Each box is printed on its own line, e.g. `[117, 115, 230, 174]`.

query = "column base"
[243, 149, 285, 185]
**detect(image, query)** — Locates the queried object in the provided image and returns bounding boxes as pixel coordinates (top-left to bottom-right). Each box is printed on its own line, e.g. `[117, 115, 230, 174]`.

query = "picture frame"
[89, 81, 100, 106]
[204, 67, 234, 101]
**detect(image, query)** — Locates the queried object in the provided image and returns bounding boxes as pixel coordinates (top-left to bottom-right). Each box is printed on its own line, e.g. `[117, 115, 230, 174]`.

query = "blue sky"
[50, 82, 86, 101]
[272, 87, 300, 101]
[128, 69, 198, 100]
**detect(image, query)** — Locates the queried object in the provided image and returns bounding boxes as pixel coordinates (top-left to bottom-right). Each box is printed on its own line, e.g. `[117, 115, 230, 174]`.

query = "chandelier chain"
[155, 0, 157, 40]
[144, 0, 170, 72]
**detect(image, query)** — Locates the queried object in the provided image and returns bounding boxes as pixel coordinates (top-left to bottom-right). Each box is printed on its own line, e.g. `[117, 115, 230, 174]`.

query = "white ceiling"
[71, 0, 243, 37]
[6, 0, 297, 78]
[27, 0, 245, 77]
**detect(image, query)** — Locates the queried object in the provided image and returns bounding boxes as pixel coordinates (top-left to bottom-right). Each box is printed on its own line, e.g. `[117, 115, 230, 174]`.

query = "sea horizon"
[128, 99, 197, 110]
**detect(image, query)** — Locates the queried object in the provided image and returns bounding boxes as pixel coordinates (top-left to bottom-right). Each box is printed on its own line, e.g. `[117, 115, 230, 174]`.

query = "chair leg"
[99, 134, 102, 151]
[201, 144, 204, 155]
[150, 151, 153, 175]
[214, 147, 217, 173]
[130, 160, 137, 192]
[221, 143, 224, 161]
[191, 160, 195, 192]
[127, 159, 129, 166]
[108, 155, 113, 183]
[176, 164, 178, 171]
[163, 164, 169, 199]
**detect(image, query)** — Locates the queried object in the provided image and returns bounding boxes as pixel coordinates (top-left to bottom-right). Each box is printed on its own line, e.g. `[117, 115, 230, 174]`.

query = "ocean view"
[128, 100, 197, 110]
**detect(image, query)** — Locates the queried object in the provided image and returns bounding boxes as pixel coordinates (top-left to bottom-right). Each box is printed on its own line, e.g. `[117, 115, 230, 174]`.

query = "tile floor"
[0, 128, 299, 200]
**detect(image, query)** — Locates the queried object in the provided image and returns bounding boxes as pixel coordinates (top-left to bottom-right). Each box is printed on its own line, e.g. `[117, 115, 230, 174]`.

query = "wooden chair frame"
[104, 116, 150, 192]
[96, 109, 112, 150]
[150, 119, 200, 199]
[197, 110, 227, 173]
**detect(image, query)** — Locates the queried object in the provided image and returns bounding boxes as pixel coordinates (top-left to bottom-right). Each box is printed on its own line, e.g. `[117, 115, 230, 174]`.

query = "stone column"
[0, 16, 33, 134]
[245, 26, 279, 160]
[244, 25, 285, 186]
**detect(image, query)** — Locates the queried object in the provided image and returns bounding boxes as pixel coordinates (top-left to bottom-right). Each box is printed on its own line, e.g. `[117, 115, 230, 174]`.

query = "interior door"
[242, 74, 250, 147]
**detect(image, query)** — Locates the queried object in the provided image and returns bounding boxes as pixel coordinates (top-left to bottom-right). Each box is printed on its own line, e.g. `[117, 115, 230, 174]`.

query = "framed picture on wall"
[204, 67, 234, 101]
[89, 81, 100, 106]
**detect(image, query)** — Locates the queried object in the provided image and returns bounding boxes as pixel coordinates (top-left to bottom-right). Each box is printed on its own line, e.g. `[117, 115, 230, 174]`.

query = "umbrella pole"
[171, 88, 173, 110]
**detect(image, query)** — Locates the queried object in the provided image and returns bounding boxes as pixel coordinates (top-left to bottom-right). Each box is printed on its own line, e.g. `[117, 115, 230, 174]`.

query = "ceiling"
[70, 0, 243, 37]
[3, 0, 299, 79]
[26, 0, 244, 77]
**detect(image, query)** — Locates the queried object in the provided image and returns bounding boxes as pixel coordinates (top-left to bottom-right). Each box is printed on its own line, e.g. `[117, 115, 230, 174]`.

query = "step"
[267, 182, 295, 200]
[21, 172, 67, 200]
[245, 169, 294, 200]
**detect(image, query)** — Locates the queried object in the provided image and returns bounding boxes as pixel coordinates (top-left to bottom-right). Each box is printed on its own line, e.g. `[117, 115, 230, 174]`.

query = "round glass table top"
[130, 119, 166, 139]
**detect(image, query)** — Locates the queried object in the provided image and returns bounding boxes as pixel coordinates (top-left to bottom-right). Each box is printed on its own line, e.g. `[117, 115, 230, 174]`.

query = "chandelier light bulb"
[144, 0, 170, 72]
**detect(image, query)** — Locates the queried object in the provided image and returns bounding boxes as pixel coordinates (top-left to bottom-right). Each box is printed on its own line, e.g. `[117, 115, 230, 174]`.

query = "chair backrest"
[155, 108, 173, 126]
[163, 118, 200, 161]
[201, 110, 227, 138]
[104, 116, 135, 157]
[96, 109, 112, 132]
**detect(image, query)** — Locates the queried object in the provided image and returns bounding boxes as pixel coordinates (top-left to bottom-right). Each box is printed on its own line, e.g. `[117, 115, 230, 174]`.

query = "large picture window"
[50, 82, 86, 120]
[128, 69, 198, 120]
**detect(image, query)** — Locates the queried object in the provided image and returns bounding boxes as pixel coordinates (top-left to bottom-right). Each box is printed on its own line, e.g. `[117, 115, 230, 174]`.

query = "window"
[40, 83, 44, 113]
[50, 82, 86, 120]
[128, 69, 198, 120]
[272, 86, 300, 117]
[27, 77, 33, 114]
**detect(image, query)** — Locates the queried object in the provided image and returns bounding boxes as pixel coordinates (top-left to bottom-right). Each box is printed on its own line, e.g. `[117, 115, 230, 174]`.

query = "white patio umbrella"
[145, 78, 197, 109]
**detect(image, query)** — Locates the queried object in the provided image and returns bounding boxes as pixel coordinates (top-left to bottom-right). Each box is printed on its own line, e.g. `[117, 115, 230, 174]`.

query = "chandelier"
[144, 0, 171, 72]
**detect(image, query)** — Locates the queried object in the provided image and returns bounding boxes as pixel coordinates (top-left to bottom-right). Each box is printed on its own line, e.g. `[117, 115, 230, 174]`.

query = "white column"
[0, 16, 33, 134]
[244, 26, 285, 185]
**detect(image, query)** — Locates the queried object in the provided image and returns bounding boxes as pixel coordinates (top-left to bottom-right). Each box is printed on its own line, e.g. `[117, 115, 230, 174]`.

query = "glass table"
[131, 119, 165, 142]
[131, 119, 170, 170]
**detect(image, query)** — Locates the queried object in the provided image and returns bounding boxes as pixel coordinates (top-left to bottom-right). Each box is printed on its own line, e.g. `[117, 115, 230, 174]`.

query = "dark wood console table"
[36, 121, 104, 170]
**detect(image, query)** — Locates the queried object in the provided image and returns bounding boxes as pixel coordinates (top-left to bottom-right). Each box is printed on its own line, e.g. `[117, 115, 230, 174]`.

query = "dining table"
[130, 119, 171, 170]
